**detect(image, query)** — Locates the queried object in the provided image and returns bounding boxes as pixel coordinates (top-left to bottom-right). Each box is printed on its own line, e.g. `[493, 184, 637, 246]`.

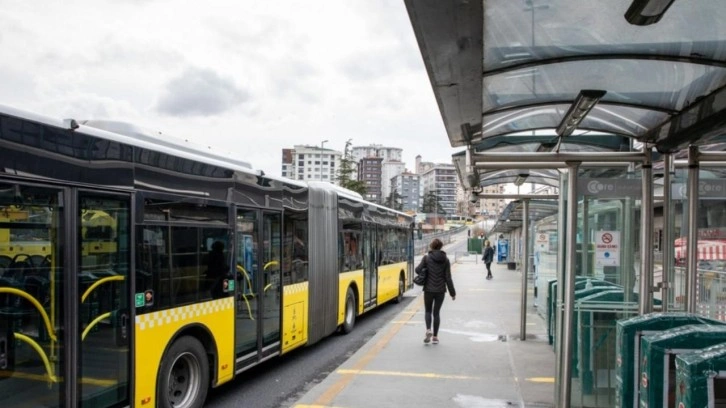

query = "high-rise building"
[391, 172, 421, 212]
[420, 163, 457, 218]
[352, 145, 405, 202]
[476, 184, 507, 218]
[415, 155, 436, 175]
[358, 156, 383, 203]
[381, 161, 405, 202]
[281, 148, 294, 179]
[352, 145, 402, 163]
[280, 145, 342, 184]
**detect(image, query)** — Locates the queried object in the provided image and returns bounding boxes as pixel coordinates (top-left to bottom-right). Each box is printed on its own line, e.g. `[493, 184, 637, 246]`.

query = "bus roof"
[80, 120, 255, 171]
[0, 104, 261, 178]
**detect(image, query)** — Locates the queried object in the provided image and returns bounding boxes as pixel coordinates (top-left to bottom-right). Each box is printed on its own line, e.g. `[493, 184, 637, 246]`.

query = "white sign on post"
[535, 233, 549, 252]
[595, 231, 620, 267]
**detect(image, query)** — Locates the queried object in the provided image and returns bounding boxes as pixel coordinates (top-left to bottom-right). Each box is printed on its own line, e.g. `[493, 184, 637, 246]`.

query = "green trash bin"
[467, 238, 483, 254]
[639, 324, 726, 408]
[675, 342, 726, 408]
[615, 312, 725, 408]
[575, 289, 635, 395]
[547, 278, 621, 347]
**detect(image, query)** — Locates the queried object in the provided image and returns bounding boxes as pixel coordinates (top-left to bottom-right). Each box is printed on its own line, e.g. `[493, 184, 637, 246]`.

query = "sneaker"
[432, 336, 439, 344]
[486, 275, 492, 280]
[424, 330, 432, 344]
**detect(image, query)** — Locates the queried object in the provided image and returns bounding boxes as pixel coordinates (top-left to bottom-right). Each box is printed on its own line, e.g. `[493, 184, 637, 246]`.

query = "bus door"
[0, 183, 65, 407]
[77, 192, 131, 407]
[233, 209, 282, 361]
[0, 185, 131, 407]
[234, 209, 259, 358]
[362, 227, 377, 308]
[260, 212, 281, 354]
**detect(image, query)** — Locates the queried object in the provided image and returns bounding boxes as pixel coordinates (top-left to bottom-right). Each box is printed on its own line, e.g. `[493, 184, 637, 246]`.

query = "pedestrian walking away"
[415, 238, 456, 345]
[482, 240, 495, 280]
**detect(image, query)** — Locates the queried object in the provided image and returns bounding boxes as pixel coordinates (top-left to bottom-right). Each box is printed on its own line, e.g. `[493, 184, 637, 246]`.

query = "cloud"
[156, 67, 251, 117]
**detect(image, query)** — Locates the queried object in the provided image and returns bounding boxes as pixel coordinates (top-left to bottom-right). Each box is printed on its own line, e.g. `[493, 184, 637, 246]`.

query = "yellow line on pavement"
[468, 289, 520, 293]
[310, 297, 422, 406]
[337, 369, 481, 380]
[336, 369, 553, 384]
[294, 405, 346, 408]
[527, 377, 555, 383]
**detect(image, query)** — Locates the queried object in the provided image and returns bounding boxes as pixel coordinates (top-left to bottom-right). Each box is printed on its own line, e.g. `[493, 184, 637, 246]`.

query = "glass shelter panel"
[566, 172, 644, 407]
[671, 169, 726, 320]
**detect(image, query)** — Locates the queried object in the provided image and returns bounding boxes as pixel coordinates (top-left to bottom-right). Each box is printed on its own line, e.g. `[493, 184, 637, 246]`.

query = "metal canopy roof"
[405, 0, 726, 167]
[490, 199, 559, 234]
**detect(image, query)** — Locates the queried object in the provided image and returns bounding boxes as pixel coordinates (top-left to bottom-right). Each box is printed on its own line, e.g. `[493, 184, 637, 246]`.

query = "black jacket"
[482, 246, 494, 263]
[415, 250, 456, 296]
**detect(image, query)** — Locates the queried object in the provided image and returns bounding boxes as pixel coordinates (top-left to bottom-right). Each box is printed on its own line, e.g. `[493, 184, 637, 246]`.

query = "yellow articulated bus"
[0, 106, 414, 408]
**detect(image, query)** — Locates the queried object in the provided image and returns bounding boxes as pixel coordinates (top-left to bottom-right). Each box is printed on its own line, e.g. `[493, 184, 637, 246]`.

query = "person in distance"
[482, 240, 495, 280]
[415, 238, 456, 345]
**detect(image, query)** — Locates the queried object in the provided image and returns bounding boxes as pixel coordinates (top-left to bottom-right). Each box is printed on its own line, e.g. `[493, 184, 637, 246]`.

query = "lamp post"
[432, 188, 438, 234]
[436, 190, 439, 234]
[320, 140, 328, 181]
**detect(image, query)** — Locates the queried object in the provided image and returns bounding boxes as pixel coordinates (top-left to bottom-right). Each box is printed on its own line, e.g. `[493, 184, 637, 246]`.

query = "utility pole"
[320, 139, 328, 181]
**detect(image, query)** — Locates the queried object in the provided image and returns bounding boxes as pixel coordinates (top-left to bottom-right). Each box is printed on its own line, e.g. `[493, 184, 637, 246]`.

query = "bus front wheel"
[342, 287, 356, 334]
[157, 336, 209, 408]
[394, 276, 404, 304]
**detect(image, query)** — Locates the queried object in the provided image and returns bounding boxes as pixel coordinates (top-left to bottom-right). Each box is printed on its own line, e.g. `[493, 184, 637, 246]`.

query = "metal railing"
[671, 267, 726, 320]
[414, 226, 467, 255]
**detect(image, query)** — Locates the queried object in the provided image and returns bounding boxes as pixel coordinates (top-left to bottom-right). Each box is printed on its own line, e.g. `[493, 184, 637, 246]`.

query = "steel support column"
[554, 173, 567, 406]
[623, 197, 635, 303]
[520, 199, 529, 340]
[559, 162, 579, 408]
[662, 153, 673, 311]
[639, 146, 654, 314]
[686, 146, 700, 312]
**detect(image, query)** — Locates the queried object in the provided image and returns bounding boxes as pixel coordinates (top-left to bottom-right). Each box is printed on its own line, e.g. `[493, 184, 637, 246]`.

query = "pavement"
[290, 239, 557, 408]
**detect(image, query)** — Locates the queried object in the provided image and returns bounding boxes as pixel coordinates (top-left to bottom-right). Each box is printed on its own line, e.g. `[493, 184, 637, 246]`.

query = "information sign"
[595, 231, 620, 267]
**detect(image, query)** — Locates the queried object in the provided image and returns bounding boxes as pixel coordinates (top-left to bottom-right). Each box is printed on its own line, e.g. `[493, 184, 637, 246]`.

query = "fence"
[671, 267, 726, 321]
[414, 226, 467, 255]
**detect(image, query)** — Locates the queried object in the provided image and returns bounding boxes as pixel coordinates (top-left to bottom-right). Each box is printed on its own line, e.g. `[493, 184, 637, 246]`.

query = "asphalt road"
[204, 295, 416, 408]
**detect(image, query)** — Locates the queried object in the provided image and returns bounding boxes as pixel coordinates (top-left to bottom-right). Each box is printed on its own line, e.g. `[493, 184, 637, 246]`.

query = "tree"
[384, 190, 403, 211]
[335, 139, 367, 196]
[421, 191, 445, 214]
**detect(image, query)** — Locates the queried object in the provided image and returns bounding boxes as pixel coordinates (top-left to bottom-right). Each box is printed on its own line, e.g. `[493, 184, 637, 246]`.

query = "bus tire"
[394, 275, 404, 304]
[341, 287, 356, 334]
[157, 335, 209, 408]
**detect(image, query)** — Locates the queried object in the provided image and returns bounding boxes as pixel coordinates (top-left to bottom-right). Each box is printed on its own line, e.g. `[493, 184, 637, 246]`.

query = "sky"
[0, 0, 461, 177]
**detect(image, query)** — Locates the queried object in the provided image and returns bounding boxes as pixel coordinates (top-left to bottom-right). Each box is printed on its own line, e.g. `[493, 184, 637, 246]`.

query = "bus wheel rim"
[346, 296, 354, 323]
[167, 351, 201, 407]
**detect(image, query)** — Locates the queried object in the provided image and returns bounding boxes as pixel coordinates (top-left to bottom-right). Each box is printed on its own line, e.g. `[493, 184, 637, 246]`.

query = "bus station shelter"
[404, 1, 726, 406]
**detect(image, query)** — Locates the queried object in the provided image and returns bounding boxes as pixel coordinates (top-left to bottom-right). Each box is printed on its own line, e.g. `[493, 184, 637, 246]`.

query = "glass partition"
[670, 168, 726, 318]
[566, 170, 643, 407]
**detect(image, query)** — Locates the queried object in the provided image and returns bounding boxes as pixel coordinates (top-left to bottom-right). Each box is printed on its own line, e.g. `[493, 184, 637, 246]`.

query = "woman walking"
[482, 240, 495, 280]
[415, 238, 456, 344]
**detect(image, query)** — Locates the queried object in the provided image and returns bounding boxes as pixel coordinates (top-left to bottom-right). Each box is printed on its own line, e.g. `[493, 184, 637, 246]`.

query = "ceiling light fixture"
[555, 89, 607, 137]
[514, 174, 529, 186]
[624, 0, 675, 26]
